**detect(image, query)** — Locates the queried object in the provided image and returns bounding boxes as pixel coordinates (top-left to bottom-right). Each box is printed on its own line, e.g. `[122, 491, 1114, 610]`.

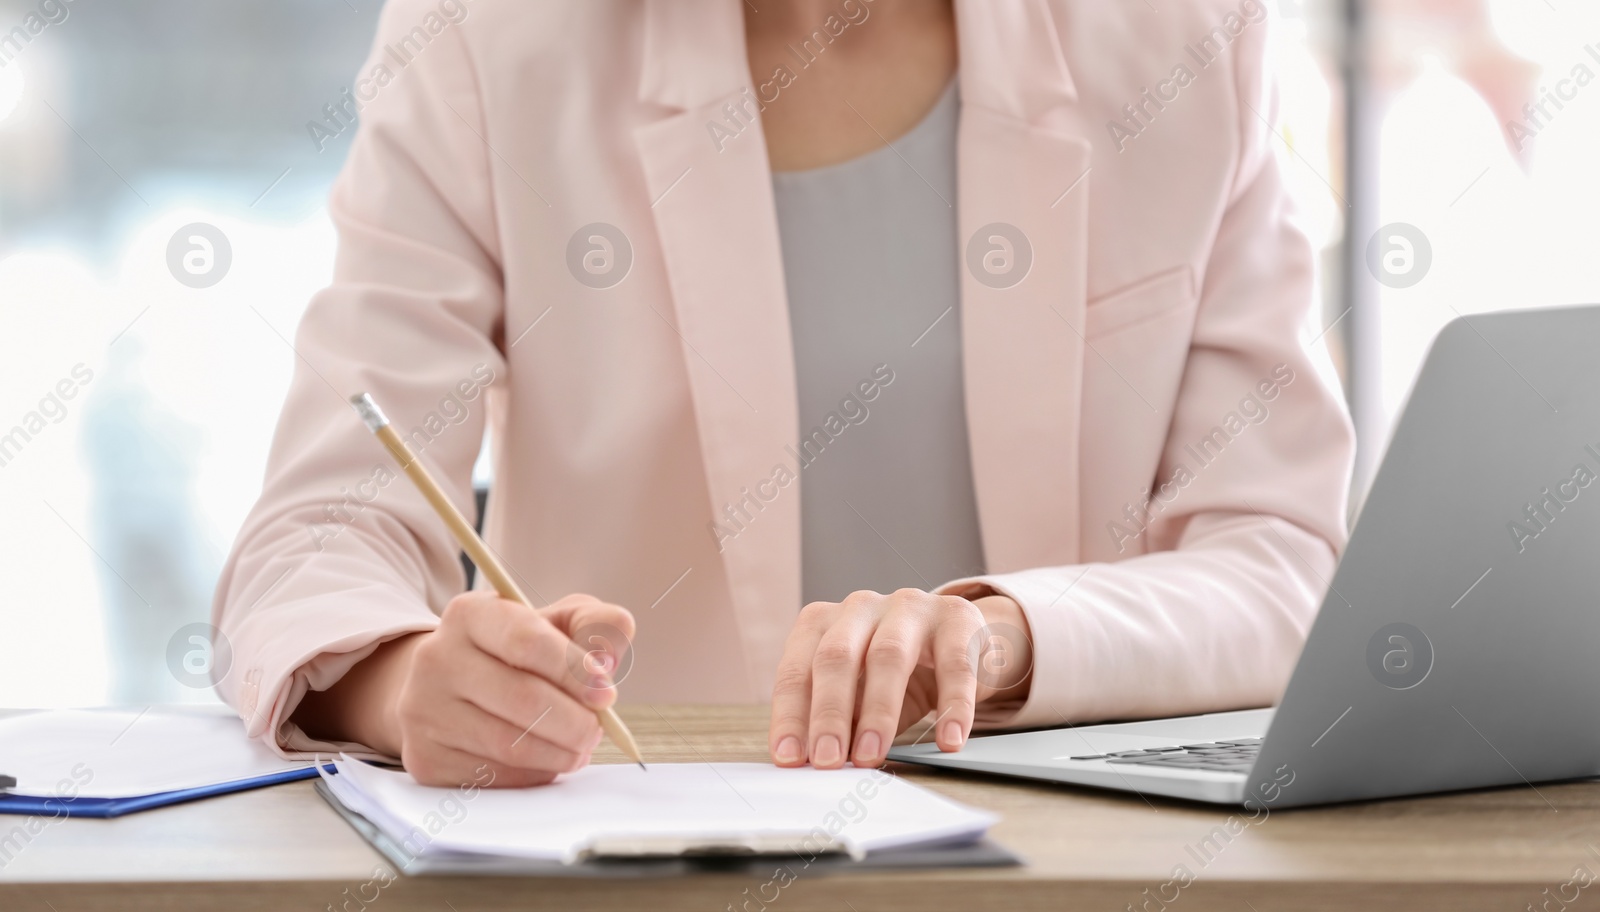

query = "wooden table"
[3, 704, 1599, 911]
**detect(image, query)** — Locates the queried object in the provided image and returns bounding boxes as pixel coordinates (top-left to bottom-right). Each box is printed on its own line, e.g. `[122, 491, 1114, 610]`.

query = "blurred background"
[0, 0, 1594, 708]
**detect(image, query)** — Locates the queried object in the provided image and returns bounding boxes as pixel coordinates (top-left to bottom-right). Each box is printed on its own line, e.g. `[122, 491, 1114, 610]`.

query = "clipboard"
[0, 767, 331, 819]
[313, 779, 1021, 877]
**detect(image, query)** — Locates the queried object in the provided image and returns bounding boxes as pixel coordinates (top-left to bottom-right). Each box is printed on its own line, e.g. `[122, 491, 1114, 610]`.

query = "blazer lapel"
[634, 0, 800, 686]
[956, 0, 1093, 572]
[632, 0, 1092, 656]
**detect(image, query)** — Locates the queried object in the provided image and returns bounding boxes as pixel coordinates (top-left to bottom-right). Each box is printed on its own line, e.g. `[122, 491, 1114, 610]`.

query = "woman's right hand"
[295, 591, 636, 788]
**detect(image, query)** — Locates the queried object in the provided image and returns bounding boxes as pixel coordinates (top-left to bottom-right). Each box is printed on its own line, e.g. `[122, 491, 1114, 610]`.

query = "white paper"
[0, 707, 315, 799]
[329, 757, 996, 864]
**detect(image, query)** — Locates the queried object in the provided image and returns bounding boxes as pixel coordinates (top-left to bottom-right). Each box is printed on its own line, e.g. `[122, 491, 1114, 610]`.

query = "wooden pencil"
[349, 392, 646, 770]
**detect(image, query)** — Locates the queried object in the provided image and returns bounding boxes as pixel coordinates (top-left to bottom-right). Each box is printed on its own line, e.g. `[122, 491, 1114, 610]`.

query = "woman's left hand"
[768, 588, 1033, 769]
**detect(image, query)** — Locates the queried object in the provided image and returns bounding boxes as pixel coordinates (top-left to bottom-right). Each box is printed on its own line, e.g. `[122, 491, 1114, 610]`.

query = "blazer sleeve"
[945, 20, 1356, 730]
[210, 2, 504, 758]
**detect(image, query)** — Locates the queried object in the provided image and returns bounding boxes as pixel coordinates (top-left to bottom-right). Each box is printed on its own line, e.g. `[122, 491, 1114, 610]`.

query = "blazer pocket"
[1084, 264, 1196, 339]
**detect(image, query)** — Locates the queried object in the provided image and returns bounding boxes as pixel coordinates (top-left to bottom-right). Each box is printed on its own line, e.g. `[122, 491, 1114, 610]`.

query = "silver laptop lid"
[1250, 305, 1600, 807]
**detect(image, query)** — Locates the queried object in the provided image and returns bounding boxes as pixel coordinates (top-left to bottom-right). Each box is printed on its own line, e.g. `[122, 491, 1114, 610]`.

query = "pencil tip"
[637, 762, 647, 771]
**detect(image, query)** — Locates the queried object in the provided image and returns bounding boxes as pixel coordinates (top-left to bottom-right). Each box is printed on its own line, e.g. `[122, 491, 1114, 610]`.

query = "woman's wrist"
[293, 632, 426, 757]
[971, 592, 1034, 705]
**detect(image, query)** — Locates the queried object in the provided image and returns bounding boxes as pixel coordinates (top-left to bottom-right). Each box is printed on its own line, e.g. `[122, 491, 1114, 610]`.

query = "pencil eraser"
[349, 393, 390, 432]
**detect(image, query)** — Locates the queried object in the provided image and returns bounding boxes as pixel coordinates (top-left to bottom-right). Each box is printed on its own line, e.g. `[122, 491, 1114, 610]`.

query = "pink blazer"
[213, 0, 1355, 757]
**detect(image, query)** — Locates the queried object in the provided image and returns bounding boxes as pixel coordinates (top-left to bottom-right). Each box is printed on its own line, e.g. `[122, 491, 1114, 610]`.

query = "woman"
[214, 0, 1354, 787]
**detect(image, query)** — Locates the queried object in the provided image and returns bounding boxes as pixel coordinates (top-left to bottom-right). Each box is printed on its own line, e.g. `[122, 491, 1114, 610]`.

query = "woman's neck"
[744, 0, 952, 47]
[743, 0, 957, 172]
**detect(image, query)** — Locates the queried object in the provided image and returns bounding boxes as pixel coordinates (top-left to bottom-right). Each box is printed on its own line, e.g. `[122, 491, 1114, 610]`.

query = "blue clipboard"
[0, 765, 332, 819]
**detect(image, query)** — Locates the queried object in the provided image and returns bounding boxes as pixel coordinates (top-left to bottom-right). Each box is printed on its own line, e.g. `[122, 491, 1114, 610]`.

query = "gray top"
[772, 81, 985, 605]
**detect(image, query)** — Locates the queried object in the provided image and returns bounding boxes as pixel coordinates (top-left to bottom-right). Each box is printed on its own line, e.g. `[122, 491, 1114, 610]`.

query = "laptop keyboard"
[1066, 738, 1261, 774]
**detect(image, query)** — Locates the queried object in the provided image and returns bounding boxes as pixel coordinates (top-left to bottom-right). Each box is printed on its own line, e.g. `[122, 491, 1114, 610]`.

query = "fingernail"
[775, 736, 802, 764]
[854, 731, 882, 765]
[585, 678, 614, 705]
[594, 652, 616, 674]
[941, 720, 964, 749]
[814, 735, 842, 767]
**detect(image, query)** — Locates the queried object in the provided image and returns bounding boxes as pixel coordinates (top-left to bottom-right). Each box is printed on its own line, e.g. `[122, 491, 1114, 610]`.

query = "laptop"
[889, 305, 1600, 807]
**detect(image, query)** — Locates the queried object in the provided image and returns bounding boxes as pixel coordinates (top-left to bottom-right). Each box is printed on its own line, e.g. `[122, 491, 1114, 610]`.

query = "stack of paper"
[0, 708, 320, 816]
[322, 756, 997, 865]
